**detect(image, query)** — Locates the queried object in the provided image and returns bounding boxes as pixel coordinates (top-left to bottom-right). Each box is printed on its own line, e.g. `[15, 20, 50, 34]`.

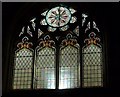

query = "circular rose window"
[46, 6, 71, 27]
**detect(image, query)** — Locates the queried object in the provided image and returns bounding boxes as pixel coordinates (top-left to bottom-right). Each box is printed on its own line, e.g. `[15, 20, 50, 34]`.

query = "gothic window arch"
[13, 37, 34, 89]
[34, 35, 56, 89]
[12, 4, 104, 90]
[59, 34, 80, 89]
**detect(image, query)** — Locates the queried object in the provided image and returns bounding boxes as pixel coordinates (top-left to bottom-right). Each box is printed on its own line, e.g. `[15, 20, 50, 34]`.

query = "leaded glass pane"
[59, 45, 80, 89]
[70, 16, 77, 23]
[69, 8, 76, 14]
[13, 48, 33, 89]
[41, 10, 48, 16]
[48, 26, 57, 32]
[38, 29, 44, 38]
[82, 44, 103, 87]
[35, 47, 56, 89]
[40, 19, 47, 25]
[73, 26, 79, 36]
[59, 25, 69, 31]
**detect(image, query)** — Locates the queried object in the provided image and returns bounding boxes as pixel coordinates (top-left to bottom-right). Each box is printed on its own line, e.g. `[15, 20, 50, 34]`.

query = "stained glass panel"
[82, 13, 88, 26]
[13, 48, 33, 89]
[35, 47, 56, 89]
[14, 4, 105, 89]
[46, 7, 71, 27]
[30, 18, 36, 31]
[73, 26, 79, 36]
[59, 25, 69, 31]
[40, 19, 47, 25]
[48, 26, 57, 32]
[41, 10, 48, 16]
[38, 29, 44, 38]
[59, 45, 80, 89]
[82, 44, 103, 87]
[69, 8, 76, 14]
[70, 16, 77, 23]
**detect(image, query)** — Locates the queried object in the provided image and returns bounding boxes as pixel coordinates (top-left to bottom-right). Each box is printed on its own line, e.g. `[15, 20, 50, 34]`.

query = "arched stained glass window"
[82, 31, 103, 87]
[13, 45, 33, 89]
[35, 47, 56, 89]
[59, 34, 80, 89]
[34, 36, 56, 89]
[82, 44, 103, 87]
[11, 3, 105, 90]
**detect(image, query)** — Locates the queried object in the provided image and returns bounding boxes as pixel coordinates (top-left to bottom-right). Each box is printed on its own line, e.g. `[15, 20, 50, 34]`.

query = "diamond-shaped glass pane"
[59, 45, 80, 89]
[16, 48, 33, 56]
[13, 48, 33, 89]
[35, 47, 56, 89]
[82, 44, 103, 87]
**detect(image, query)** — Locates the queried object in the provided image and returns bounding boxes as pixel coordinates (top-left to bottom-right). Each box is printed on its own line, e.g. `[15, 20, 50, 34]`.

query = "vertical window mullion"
[31, 50, 35, 89]
[56, 45, 59, 89]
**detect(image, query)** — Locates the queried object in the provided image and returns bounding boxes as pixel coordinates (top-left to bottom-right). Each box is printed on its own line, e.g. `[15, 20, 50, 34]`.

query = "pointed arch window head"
[59, 34, 80, 89]
[34, 35, 56, 89]
[82, 22, 103, 87]
[13, 37, 33, 89]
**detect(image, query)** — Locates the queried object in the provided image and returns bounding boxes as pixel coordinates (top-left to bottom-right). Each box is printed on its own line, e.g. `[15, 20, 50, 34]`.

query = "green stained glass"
[59, 45, 80, 89]
[82, 44, 103, 87]
[13, 48, 33, 89]
[35, 47, 56, 89]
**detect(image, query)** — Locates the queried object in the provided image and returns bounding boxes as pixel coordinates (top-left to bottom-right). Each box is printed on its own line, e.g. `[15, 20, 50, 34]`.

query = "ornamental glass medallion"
[46, 7, 71, 27]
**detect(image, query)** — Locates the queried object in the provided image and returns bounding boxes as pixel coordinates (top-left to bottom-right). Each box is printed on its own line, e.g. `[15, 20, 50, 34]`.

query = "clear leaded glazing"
[82, 44, 103, 87]
[13, 48, 33, 89]
[59, 45, 80, 89]
[35, 47, 56, 89]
